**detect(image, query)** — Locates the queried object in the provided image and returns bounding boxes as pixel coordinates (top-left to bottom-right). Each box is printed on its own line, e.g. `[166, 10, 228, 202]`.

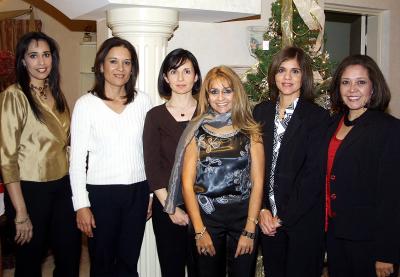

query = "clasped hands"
[259, 209, 281, 236]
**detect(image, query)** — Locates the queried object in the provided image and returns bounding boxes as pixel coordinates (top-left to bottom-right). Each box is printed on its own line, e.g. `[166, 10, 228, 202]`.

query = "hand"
[376, 261, 394, 277]
[169, 207, 189, 226]
[14, 213, 33, 245]
[146, 195, 153, 220]
[76, 207, 96, 237]
[259, 209, 281, 236]
[235, 235, 254, 258]
[196, 231, 216, 256]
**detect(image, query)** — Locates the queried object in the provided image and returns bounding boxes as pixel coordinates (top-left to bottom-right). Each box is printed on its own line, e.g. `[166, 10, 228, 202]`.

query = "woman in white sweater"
[69, 37, 152, 277]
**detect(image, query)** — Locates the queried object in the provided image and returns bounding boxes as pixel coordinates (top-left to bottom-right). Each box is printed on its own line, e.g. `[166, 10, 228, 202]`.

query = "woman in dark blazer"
[253, 46, 328, 277]
[323, 54, 400, 277]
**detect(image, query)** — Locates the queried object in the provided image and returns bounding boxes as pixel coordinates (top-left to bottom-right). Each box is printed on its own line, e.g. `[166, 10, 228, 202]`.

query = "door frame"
[324, 3, 390, 79]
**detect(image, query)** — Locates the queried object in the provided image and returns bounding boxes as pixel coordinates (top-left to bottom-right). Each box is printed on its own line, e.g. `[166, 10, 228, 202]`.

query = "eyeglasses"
[208, 87, 234, 95]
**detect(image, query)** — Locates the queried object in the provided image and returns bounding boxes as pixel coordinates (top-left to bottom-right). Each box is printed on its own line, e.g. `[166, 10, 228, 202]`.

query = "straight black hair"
[158, 48, 201, 98]
[15, 32, 67, 121]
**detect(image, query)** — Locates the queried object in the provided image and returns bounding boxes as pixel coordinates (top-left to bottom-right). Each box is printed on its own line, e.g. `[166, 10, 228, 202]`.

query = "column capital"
[107, 7, 178, 39]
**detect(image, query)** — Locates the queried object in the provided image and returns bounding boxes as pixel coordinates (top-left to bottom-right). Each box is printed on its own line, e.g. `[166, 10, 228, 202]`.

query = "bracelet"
[247, 217, 258, 225]
[241, 229, 256, 239]
[14, 216, 30, 225]
[194, 226, 206, 240]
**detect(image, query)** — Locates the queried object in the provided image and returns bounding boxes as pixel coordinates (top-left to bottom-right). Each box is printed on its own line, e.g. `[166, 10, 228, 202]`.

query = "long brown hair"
[197, 66, 262, 138]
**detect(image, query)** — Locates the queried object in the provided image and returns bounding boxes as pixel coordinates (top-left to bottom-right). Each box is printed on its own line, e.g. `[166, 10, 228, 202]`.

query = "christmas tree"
[244, 0, 334, 108]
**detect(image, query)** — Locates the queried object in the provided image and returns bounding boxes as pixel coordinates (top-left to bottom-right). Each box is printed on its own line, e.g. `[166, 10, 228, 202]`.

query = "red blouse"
[325, 117, 344, 231]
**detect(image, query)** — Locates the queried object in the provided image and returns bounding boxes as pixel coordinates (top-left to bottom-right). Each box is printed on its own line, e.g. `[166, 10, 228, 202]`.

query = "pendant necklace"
[30, 82, 48, 100]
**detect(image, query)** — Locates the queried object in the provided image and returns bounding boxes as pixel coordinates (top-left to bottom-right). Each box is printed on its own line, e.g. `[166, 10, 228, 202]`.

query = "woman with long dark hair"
[69, 37, 152, 277]
[0, 31, 81, 277]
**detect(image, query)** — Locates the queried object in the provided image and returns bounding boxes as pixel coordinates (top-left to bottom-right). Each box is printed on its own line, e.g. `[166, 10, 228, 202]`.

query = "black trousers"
[327, 220, 399, 277]
[191, 200, 257, 277]
[87, 181, 149, 277]
[260, 210, 324, 277]
[5, 176, 81, 277]
[152, 197, 193, 277]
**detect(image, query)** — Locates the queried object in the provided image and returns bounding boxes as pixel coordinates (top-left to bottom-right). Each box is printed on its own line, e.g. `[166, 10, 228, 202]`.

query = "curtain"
[0, 19, 42, 53]
[0, 19, 41, 91]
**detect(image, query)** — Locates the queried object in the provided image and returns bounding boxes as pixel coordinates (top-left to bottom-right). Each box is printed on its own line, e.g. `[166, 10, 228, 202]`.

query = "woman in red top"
[323, 55, 400, 277]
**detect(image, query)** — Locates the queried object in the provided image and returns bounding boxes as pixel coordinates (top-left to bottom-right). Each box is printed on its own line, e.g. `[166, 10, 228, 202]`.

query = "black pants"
[192, 200, 257, 277]
[152, 197, 193, 277]
[327, 220, 399, 277]
[5, 176, 81, 277]
[260, 208, 324, 277]
[87, 181, 149, 277]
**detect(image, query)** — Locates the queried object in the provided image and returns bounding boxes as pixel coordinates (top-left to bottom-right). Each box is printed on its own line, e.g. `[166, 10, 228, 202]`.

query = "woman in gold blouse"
[0, 32, 81, 277]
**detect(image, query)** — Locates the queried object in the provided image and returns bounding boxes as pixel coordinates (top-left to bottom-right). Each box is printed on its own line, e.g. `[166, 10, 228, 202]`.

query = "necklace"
[343, 109, 364, 127]
[167, 100, 197, 118]
[30, 82, 48, 100]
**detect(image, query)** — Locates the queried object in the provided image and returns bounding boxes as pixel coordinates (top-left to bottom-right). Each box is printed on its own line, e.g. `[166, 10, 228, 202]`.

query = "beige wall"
[0, 0, 84, 110]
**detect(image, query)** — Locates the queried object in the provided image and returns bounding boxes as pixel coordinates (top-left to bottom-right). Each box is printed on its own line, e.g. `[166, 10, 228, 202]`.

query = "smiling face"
[207, 78, 233, 114]
[275, 58, 302, 99]
[164, 59, 198, 95]
[101, 46, 132, 90]
[23, 39, 52, 86]
[340, 64, 373, 113]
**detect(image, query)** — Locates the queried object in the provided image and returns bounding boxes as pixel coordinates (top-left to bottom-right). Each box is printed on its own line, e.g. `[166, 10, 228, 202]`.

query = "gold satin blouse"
[0, 84, 70, 183]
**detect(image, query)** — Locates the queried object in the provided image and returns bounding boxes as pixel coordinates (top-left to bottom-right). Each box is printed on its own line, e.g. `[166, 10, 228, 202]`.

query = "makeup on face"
[207, 79, 233, 114]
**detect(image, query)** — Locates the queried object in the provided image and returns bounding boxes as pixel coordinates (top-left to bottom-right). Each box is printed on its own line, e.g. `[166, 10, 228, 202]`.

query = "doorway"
[324, 4, 389, 78]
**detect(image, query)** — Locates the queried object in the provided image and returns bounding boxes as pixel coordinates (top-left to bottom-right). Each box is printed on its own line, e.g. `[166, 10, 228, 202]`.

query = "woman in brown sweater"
[143, 48, 201, 277]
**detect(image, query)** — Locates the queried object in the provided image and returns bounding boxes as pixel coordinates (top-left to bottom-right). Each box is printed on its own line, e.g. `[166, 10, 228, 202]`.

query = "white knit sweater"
[69, 91, 152, 211]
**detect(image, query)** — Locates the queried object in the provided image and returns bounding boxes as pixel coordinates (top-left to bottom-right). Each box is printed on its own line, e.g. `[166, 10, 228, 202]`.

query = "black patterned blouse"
[194, 125, 251, 214]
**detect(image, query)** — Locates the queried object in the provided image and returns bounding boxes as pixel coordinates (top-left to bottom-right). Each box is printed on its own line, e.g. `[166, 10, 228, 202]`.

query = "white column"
[107, 7, 178, 105]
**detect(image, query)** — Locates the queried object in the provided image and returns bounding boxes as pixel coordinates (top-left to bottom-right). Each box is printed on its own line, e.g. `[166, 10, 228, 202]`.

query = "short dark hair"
[329, 54, 390, 113]
[268, 46, 314, 101]
[157, 48, 201, 98]
[92, 37, 139, 104]
[15, 31, 67, 120]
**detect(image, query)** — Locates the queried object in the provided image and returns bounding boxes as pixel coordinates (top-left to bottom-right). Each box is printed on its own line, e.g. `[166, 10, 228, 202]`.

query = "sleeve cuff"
[72, 191, 91, 211]
[1, 165, 20, 184]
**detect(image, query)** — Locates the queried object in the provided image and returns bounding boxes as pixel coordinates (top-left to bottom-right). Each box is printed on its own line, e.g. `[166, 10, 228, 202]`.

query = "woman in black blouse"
[323, 54, 400, 277]
[165, 66, 264, 277]
[143, 48, 201, 277]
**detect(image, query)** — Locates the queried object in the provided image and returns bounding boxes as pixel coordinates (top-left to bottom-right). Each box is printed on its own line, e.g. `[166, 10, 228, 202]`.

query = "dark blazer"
[253, 97, 329, 228]
[321, 110, 400, 264]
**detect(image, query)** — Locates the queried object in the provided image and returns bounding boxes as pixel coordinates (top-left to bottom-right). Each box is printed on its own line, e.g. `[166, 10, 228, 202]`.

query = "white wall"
[167, 1, 270, 78]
